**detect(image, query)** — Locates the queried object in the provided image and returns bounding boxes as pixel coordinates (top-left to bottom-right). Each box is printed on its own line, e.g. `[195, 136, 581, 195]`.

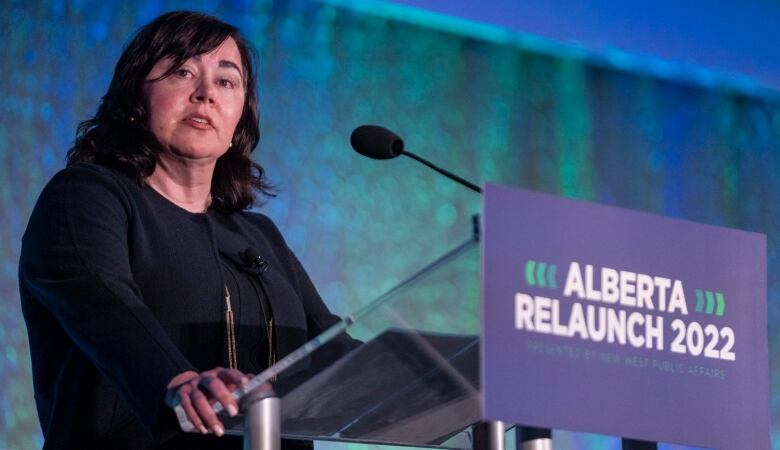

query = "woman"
[19, 11, 341, 449]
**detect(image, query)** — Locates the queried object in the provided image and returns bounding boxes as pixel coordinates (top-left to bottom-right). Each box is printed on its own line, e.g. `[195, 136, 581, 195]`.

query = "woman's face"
[144, 37, 246, 163]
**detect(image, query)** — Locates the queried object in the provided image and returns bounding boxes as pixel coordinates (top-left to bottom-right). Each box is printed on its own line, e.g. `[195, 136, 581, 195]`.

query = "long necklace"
[224, 285, 275, 371]
[224, 286, 237, 369]
[252, 283, 276, 370]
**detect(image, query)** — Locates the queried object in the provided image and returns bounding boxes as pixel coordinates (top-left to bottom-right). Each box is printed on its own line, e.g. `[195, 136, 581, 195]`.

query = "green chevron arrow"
[695, 289, 705, 313]
[547, 264, 558, 288]
[536, 262, 548, 287]
[715, 292, 725, 316]
[524, 259, 558, 288]
[705, 291, 715, 314]
[525, 260, 536, 286]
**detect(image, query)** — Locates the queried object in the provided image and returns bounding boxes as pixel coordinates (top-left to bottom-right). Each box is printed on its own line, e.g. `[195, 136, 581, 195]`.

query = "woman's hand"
[165, 367, 251, 436]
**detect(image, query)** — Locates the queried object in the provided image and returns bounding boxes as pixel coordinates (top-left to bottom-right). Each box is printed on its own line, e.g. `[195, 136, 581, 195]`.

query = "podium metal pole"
[517, 427, 552, 450]
[472, 421, 505, 450]
[242, 386, 280, 450]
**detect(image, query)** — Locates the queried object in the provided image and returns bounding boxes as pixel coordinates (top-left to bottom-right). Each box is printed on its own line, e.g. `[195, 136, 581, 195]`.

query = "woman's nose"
[191, 79, 215, 104]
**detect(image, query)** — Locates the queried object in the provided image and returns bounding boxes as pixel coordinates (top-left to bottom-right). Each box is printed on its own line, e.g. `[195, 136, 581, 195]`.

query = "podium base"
[472, 421, 505, 450]
[243, 386, 280, 450]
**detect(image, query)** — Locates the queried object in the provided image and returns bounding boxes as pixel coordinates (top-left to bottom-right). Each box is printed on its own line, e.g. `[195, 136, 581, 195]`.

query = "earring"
[129, 116, 135, 123]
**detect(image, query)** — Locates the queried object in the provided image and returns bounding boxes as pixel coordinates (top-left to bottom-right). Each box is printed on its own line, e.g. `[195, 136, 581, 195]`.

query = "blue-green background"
[1, 1, 778, 448]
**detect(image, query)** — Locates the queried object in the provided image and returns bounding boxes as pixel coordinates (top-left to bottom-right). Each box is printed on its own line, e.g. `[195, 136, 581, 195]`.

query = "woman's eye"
[219, 79, 235, 89]
[175, 68, 192, 78]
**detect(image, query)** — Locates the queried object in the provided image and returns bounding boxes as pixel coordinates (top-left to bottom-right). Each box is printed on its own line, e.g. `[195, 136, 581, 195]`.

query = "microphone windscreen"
[350, 125, 405, 159]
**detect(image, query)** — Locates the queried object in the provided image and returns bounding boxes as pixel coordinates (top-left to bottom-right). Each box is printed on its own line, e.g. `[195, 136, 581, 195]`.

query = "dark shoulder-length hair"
[68, 10, 270, 212]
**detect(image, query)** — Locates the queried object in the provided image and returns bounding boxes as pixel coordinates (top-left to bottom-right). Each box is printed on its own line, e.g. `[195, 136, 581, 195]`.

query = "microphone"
[350, 125, 404, 159]
[350, 125, 482, 194]
[241, 247, 269, 274]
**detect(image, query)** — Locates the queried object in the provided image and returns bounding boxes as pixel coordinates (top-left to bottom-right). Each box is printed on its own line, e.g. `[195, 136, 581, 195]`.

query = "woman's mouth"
[185, 115, 213, 129]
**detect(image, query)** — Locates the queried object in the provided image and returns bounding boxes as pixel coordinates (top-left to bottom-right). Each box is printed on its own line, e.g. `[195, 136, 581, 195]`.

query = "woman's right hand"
[165, 367, 251, 436]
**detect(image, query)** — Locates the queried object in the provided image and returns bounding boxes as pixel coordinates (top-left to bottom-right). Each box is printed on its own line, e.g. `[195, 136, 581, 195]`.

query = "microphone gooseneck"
[350, 125, 482, 194]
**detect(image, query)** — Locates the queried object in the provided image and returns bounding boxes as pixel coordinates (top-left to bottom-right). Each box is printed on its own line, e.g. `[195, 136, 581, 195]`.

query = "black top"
[19, 163, 343, 449]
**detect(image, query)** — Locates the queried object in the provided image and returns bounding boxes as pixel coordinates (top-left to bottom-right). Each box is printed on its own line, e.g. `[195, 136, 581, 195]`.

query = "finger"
[257, 381, 274, 394]
[200, 373, 239, 394]
[191, 387, 225, 436]
[223, 381, 240, 392]
[218, 367, 251, 386]
[178, 386, 208, 434]
[223, 372, 252, 391]
[202, 373, 240, 417]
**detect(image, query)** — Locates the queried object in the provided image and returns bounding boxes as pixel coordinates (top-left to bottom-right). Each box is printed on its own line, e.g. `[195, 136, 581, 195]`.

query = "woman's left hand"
[165, 367, 251, 436]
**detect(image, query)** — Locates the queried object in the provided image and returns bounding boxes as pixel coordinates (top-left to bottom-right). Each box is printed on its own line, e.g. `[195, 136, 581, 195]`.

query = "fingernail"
[241, 377, 250, 384]
[227, 404, 238, 417]
[212, 424, 225, 437]
[199, 425, 209, 434]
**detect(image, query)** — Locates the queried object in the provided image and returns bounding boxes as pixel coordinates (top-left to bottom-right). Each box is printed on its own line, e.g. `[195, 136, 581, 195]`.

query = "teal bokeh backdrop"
[1, 0, 779, 449]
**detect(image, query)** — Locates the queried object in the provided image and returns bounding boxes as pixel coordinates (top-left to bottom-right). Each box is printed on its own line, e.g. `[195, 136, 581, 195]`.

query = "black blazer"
[19, 163, 343, 449]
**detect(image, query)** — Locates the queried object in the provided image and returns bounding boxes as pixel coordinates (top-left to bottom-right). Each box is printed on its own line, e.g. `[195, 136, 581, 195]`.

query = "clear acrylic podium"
[174, 230, 652, 450]
[174, 233, 511, 450]
[239, 234, 490, 449]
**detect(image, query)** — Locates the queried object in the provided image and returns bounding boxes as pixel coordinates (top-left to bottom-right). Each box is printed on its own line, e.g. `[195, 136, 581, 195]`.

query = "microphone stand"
[400, 150, 482, 194]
